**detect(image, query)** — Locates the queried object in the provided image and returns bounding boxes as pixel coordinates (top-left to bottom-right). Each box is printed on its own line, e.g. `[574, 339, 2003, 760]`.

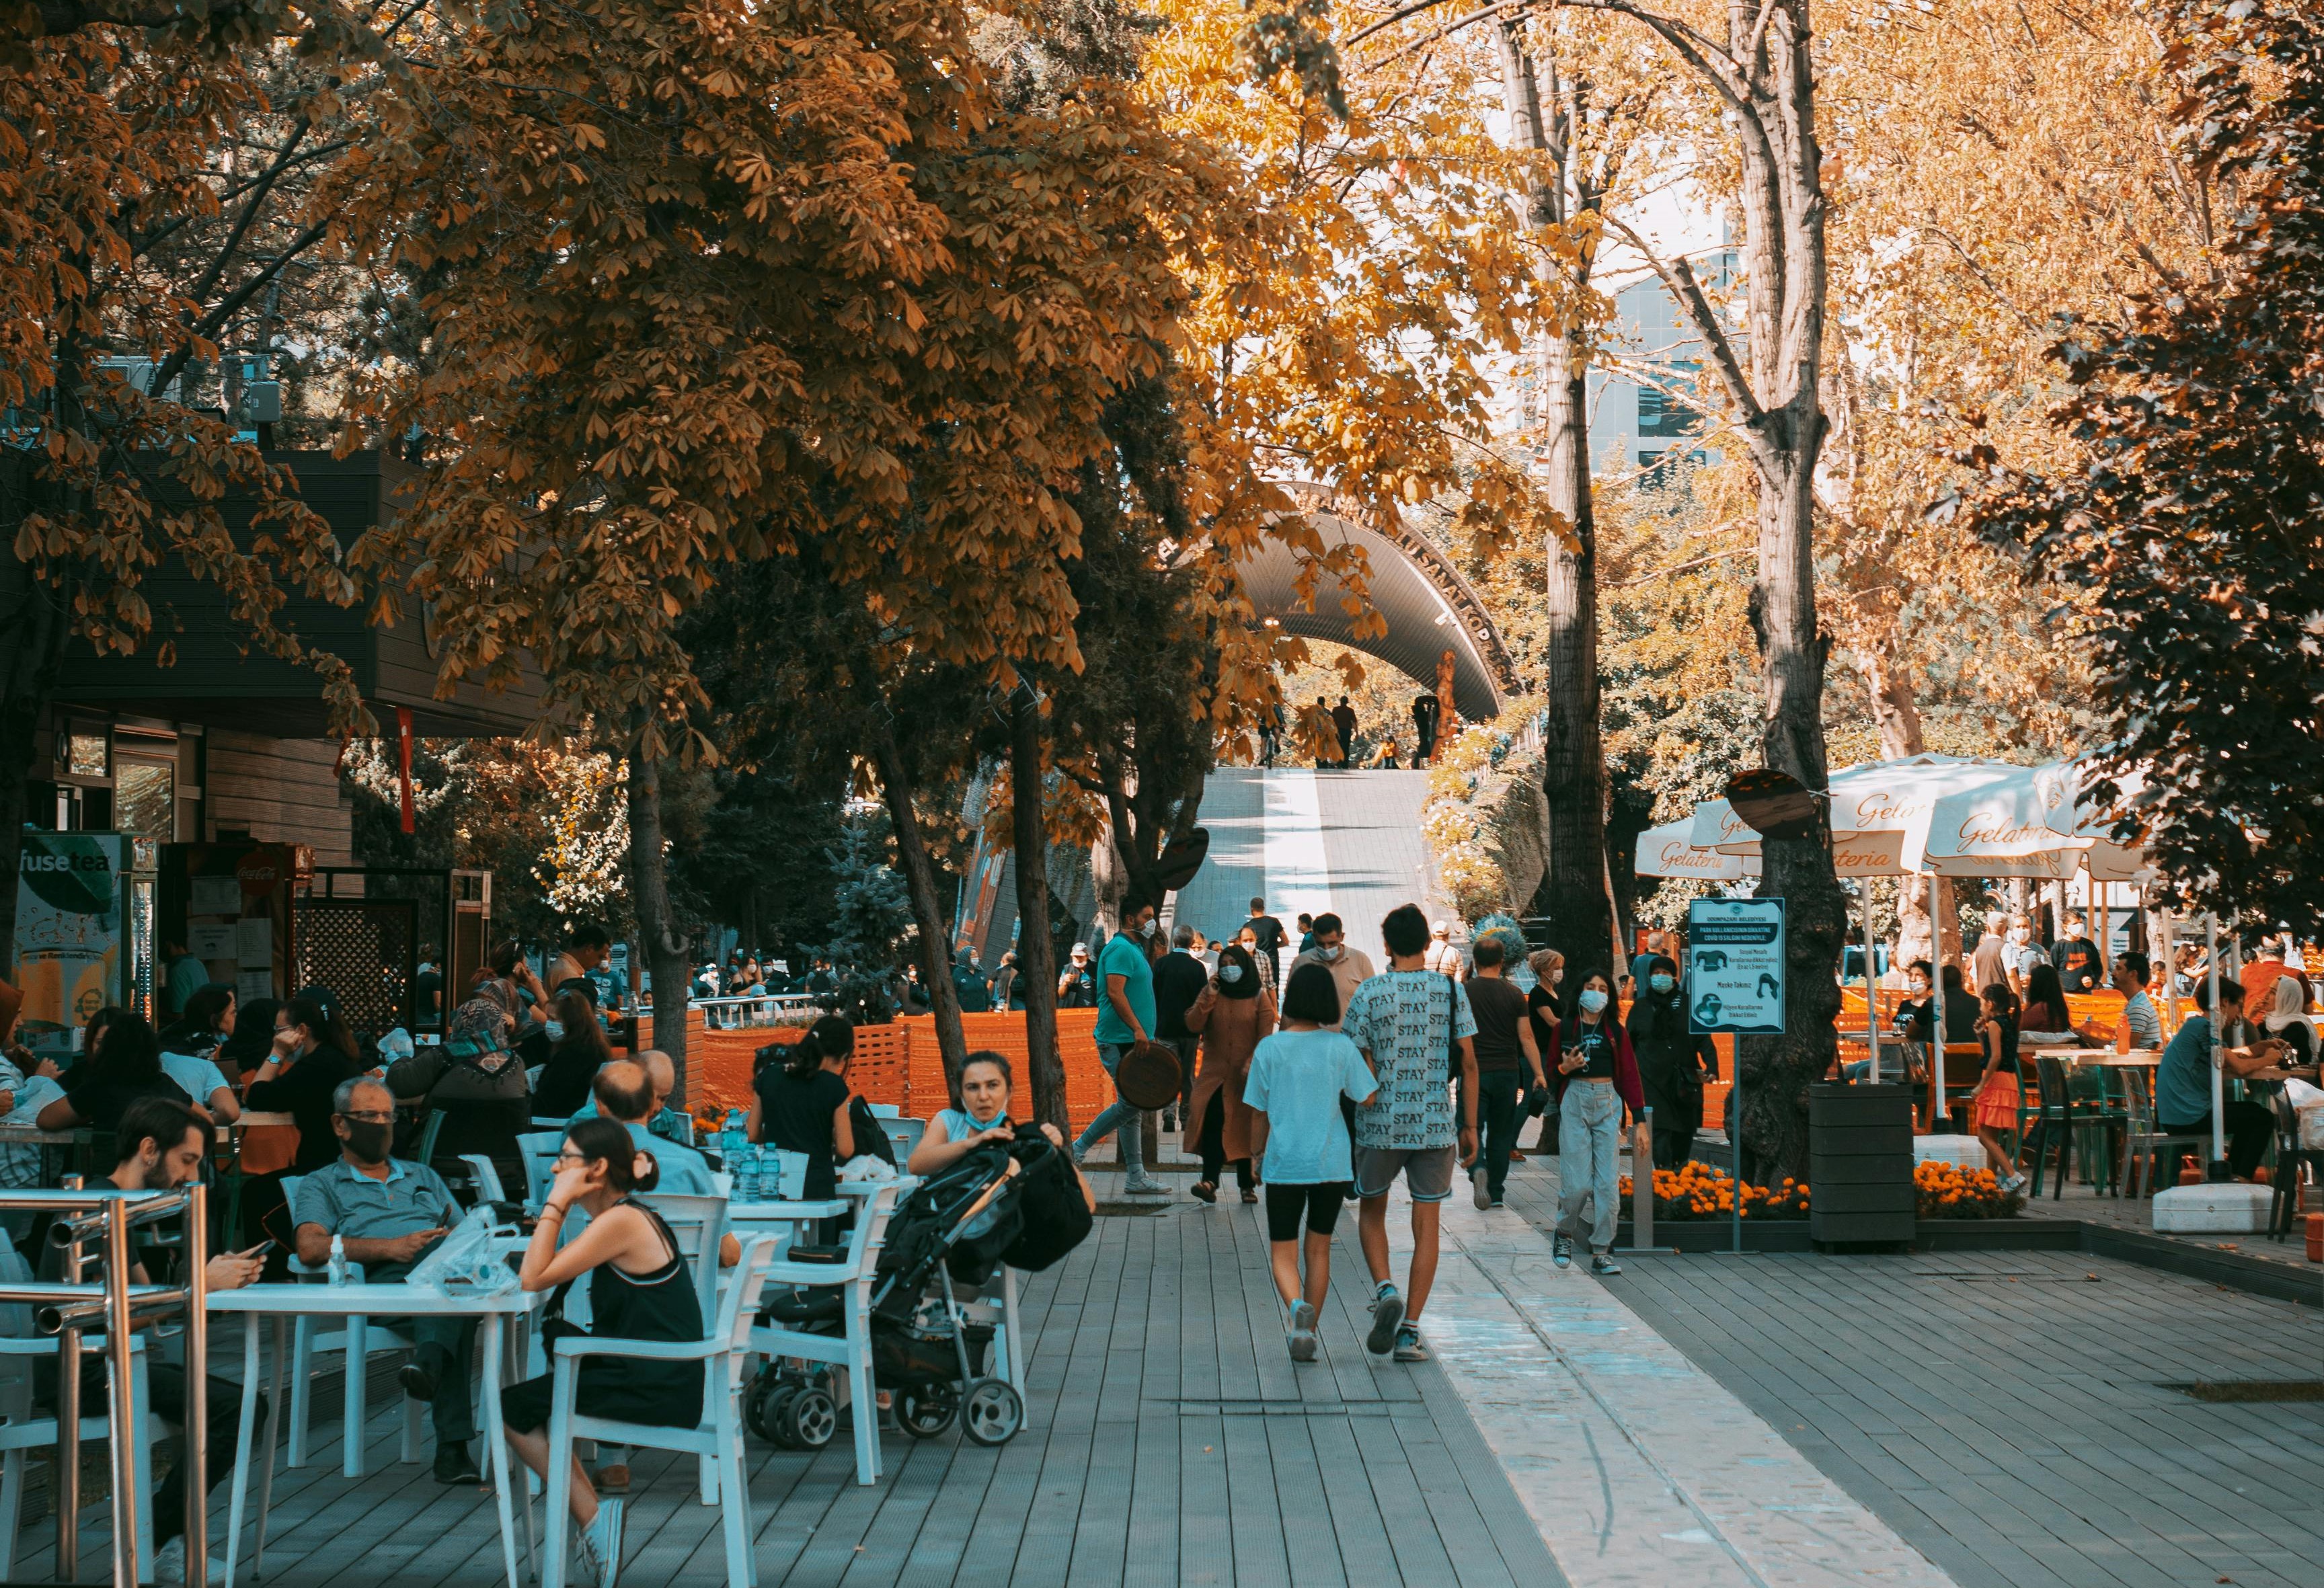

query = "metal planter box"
[1809, 1082, 1914, 1246]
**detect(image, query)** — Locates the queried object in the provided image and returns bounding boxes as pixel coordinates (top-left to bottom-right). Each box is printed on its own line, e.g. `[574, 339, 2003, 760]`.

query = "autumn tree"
[0, 13, 413, 948]
[1957, 0, 2324, 928]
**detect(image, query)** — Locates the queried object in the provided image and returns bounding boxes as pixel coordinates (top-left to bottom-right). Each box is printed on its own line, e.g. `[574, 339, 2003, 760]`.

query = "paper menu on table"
[188, 875, 241, 915]
[189, 923, 237, 961]
[234, 916, 273, 965]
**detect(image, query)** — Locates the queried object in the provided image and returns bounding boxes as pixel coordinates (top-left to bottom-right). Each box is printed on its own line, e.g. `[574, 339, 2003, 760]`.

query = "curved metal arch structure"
[1238, 481, 1520, 723]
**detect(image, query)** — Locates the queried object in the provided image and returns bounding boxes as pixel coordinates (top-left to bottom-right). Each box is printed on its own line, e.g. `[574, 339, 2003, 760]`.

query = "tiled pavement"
[1487, 1150, 2324, 1588]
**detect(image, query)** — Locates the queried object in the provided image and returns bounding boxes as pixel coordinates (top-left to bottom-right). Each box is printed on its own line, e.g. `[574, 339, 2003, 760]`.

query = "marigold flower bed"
[1914, 1160, 2027, 1219]
[1617, 1162, 1811, 1220]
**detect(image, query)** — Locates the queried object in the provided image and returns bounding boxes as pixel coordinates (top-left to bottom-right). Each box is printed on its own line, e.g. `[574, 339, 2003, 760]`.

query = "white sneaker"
[152, 1537, 225, 1586]
[1472, 1173, 1491, 1210]
[1287, 1300, 1318, 1362]
[580, 1497, 623, 1587]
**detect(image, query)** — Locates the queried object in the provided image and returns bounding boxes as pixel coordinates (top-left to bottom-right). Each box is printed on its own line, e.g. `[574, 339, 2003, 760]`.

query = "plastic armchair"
[880, 1118, 927, 1166]
[515, 1132, 567, 1209]
[633, 1193, 730, 1503]
[748, 1179, 908, 1486]
[456, 1154, 508, 1207]
[536, 1236, 781, 1588]
[2267, 1092, 2324, 1238]
[279, 1173, 422, 1475]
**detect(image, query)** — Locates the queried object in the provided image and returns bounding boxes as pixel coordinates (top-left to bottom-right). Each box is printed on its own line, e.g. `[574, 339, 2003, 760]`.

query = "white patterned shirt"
[1342, 970, 1476, 1150]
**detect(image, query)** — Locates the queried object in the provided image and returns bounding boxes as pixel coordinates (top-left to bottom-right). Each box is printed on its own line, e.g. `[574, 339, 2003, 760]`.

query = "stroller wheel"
[749, 1378, 800, 1446]
[894, 1382, 959, 1439]
[783, 1385, 839, 1451]
[960, 1378, 1023, 1447]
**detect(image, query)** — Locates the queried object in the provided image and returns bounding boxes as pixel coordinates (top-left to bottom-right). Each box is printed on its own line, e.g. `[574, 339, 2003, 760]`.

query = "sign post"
[1689, 896, 1788, 1255]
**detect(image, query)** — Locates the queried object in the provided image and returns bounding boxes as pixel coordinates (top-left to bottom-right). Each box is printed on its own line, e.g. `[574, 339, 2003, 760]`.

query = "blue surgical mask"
[1649, 973, 1676, 994]
[1220, 964, 1245, 985]
[1579, 988, 1610, 1015]
[544, 1020, 565, 1042]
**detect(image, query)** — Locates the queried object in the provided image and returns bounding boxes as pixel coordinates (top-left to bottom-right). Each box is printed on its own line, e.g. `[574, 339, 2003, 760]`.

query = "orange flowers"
[1914, 1160, 2024, 1219]
[1617, 1162, 1810, 1220]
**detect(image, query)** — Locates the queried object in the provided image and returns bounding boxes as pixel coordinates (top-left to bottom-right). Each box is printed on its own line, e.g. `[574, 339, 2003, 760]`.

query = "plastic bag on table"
[405, 1204, 520, 1298]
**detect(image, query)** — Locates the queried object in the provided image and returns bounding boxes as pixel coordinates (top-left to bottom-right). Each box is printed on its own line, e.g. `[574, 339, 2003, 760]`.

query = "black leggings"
[1264, 1183, 1348, 1242]
[1197, 1090, 1253, 1189]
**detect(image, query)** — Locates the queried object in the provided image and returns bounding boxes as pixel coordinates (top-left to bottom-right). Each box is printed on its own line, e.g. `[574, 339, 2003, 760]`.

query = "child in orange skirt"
[1972, 982, 2026, 1193]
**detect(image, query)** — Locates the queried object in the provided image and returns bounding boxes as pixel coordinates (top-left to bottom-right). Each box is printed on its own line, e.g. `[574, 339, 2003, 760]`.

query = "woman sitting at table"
[746, 1016, 861, 1202]
[2018, 963, 2080, 1047]
[243, 994, 361, 1174]
[387, 996, 533, 1194]
[531, 989, 613, 1119]
[908, 1051, 1096, 1212]
[215, 994, 280, 1083]
[506, 1117, 703, 1587]
[160, 983, 235, 1062]
[1970, 983, 2027, 1193]
[38, 1010, 194, 1132]
[2263, 973, 2321, 1068]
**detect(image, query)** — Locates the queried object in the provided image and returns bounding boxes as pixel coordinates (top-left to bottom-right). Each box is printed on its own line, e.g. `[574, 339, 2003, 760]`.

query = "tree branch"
[1600, 214, 1766, 438]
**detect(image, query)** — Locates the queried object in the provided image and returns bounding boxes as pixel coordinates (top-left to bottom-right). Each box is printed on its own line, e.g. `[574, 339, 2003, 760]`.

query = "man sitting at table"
[2153, 980, 2288, 1181]
[566, 1049, 695, 1147]
[40, 1097, 265, 1585]
[583, 1060, 720, 1195]
[290, 1076, 481, 1486]
[2079, 950, 2164, 1050]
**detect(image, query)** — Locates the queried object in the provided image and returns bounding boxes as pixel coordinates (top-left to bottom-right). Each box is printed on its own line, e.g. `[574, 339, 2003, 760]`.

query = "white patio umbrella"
[1633, 819, 1759, 881]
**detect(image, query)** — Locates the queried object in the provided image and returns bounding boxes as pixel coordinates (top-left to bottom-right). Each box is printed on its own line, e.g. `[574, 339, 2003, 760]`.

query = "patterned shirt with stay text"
[1342, 970, 1476, 1150]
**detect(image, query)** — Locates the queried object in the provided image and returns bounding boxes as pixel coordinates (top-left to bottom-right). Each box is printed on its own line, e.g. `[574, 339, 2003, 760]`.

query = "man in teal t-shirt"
[1073, 898, 1164, 1195]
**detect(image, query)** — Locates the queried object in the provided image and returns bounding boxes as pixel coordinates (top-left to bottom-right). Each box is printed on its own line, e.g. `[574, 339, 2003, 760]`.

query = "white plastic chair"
[867, 1103, 900, 1119]
[0, 1240, 156, 1575]
[457, 1153, 508, 1206]
[958, 1265, 1028, 1398]
[880, 1117, 927, 1165]
[747, 1179, 906, 1486]
[515, 1132, 566, 1209]
[633, 1193, 730, 1503]
[537, 1237, 780, 1588]
[280, 1173, 422, 1475]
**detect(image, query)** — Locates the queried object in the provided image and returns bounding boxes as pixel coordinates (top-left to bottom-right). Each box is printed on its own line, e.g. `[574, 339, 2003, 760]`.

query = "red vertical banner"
[396, 707, 416, 834]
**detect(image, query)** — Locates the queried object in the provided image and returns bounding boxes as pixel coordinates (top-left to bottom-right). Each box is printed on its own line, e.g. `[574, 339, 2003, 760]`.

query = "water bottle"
[720, 1108, 746, 1162]
[327, 1233, 348, 1285]
[740, 1145, 763, 1202]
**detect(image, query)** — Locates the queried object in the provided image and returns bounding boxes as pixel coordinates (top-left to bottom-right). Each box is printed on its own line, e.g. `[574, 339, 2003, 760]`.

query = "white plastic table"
[208, 1283, 547, 1588]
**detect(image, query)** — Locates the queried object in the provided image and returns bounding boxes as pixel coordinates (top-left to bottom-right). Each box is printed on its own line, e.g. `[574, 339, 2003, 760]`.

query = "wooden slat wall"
[205, 729, 354, 865]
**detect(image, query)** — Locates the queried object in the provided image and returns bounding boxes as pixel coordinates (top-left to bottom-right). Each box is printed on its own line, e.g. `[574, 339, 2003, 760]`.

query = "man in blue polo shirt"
[579, 1059, 720, 1195]
[1069, 896, 1164, 1195]
[2155, 979, 2288, 1180]
[290, 1076, 477, 1483]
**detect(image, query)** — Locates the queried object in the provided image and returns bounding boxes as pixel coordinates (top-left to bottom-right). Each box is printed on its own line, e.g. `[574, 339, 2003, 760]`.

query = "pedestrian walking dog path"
[1361, 1173, 1958, 1588]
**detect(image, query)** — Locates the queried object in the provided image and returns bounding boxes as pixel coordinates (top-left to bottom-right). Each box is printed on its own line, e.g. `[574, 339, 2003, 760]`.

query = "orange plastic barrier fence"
[680, 1008, 1109, 1132]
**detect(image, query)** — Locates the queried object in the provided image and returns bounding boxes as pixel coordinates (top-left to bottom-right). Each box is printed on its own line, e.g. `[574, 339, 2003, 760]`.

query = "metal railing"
[657, 993, 826, 1030]
[2, 1182, 210, 1588]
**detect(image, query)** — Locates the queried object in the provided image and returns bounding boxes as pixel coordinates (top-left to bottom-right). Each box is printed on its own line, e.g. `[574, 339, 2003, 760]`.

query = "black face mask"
[342, 1121, 392, 1164]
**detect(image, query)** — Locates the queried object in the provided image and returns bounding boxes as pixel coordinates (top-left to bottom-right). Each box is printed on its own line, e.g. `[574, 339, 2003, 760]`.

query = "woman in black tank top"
[504, 1117, 718, 1581]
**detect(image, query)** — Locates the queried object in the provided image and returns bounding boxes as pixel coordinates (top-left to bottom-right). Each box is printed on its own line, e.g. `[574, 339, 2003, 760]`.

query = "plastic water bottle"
[720, 1109, 746, 1162]
[327, 1234, 348, 1285]
[740, 1145, 763, 1202]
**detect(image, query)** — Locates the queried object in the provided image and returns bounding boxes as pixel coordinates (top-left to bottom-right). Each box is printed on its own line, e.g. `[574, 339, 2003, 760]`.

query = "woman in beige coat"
[1184, 941, 1277, 1204]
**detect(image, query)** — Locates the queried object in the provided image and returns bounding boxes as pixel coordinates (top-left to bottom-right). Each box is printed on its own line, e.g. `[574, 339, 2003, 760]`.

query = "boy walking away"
[1461, 937, 1545, 1208]
[1342, 904, 1478, 1363]
[1244, 964, 1378, 1361]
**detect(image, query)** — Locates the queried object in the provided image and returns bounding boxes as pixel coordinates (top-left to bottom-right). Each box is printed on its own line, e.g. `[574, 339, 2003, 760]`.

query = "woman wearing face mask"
[387, 996, 533, 1193]
[1522, 950, 1567, 1152]
[531, 990, 614, 1118]
[1183, 943, 1278, 1203]
[1625, 955, 1719, 1169]
[243, 994, 362, 1173]
[1546, 970, 1643, 1275]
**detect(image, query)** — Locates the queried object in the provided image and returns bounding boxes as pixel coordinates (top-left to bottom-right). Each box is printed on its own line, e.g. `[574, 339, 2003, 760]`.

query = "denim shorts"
[1352, 1144, 1457, 1202]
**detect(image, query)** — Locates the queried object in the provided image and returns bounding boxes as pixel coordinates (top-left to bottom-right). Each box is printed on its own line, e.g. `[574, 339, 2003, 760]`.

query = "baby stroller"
[745, 1132, 1087, 1450]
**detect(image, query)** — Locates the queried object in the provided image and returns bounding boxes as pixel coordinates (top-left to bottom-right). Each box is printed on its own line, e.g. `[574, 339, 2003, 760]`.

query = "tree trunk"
[1009, 686, 1066, 1132]
[871, 721, 967, 1088]
[1742, 457, 1847, 1183]
[1494, 21, 1614, 968]
[623, 750, 693, 1103]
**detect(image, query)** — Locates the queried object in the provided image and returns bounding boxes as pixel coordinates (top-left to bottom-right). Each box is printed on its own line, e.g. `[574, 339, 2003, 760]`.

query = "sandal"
[1241, 1187, 1260, 1204]
[1190, 1181, 1218, 1203]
